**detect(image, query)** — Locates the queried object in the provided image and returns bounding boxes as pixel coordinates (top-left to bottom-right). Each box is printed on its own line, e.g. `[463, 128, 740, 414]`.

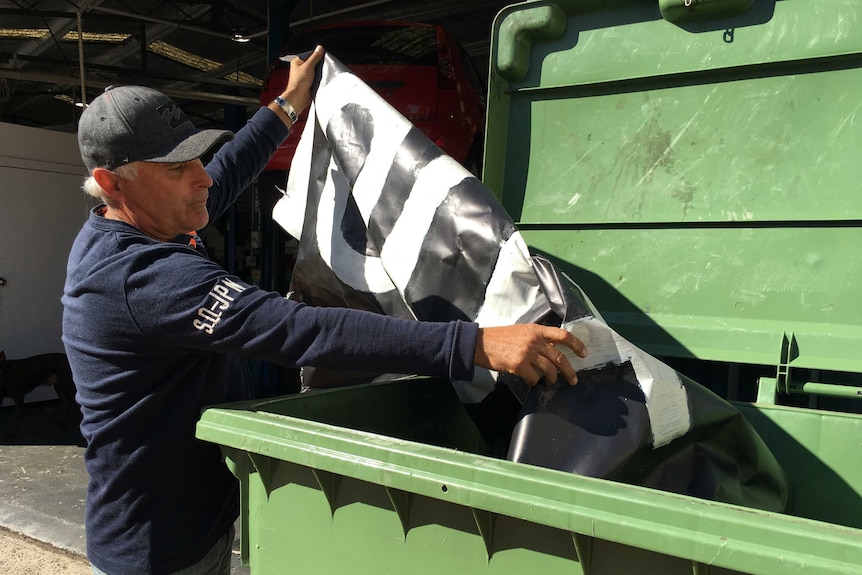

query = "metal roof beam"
[0, 68, 258, 106]
[9, 0, 106, 62]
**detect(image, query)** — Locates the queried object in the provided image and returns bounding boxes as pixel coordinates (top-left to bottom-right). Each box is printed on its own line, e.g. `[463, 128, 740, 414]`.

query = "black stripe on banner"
[292, 115, 358, 308]
[324, 102, 376, 256]
[325, 103, 373, 188]
[406, 176, 518, 322]
[340, 193, 369, 255]
[366, 127, 443, 255]
[291, 114, 414, 319]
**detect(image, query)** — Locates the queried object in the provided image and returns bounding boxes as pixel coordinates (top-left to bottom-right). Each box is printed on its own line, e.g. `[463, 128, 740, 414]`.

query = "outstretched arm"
[475, 325, 588, 386]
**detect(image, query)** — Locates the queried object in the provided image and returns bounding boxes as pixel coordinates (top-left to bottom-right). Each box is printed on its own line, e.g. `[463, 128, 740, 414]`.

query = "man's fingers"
[536, 326, 586, 386]
[301, 45, 325, 66]
[294, 45, 325, 66]
[311, 44, 325, 62]
[534, 355, 566, 386]
[541, 326, 588, 358]
[546, 345, 578, 385]
[519, 366, 541, 387]
[520, 353, 577, 387]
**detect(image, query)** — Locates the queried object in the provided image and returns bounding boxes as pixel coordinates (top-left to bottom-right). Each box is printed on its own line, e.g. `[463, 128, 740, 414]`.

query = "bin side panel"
[521, 228, 862, 374]
[198, 388, 862, 575]
[737, 403, 862, 529]
[490, 0, 862, 225]
[486, 0, 862, 376]
[512, 69, 862, 225]
[239, 458, 753, 575]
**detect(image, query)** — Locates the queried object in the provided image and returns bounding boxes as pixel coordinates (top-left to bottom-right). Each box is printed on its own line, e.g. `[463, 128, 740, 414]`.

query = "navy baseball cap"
[78, 85, 234, 173]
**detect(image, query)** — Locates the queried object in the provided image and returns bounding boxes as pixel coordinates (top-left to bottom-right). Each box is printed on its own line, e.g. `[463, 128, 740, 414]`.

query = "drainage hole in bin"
[441, 485, 448, 493]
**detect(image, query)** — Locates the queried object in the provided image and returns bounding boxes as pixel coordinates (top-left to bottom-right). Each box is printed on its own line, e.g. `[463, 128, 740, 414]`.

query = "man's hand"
[269, 45, 325, 125]
[474, 324, 588, 386]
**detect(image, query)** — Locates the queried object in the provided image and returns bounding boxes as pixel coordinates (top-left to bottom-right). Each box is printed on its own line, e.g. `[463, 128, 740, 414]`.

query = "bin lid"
[484, 0, 862, 376]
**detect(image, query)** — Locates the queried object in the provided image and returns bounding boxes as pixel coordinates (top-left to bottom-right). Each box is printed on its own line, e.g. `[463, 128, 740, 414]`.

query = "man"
[63, 46, 586, 575]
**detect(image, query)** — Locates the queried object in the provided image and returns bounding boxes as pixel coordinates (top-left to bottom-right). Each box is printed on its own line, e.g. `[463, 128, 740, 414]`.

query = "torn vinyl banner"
[272, 53, 790, 512]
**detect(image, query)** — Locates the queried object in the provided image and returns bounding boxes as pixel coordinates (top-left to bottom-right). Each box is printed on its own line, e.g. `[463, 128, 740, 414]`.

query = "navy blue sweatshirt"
[62, 106, 478, 574]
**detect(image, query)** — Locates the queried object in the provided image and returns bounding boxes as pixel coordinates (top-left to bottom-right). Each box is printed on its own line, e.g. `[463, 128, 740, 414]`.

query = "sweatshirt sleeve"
[204, 107, 289, 223]
[124, 247, 478, 381]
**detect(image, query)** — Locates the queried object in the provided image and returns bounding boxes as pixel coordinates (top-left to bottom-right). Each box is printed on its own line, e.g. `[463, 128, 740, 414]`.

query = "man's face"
[118, 159, 213, 241]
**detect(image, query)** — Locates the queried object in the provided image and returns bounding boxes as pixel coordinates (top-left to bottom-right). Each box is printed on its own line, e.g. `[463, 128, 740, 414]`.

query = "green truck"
[197, 1, 862, 573]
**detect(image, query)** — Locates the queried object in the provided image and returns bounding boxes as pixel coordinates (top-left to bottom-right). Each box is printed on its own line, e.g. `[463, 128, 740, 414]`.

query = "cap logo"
[156, 102, 189, 129]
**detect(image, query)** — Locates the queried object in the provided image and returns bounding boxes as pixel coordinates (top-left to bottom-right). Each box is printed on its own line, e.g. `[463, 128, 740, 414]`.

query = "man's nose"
[192, 159, 213, 187]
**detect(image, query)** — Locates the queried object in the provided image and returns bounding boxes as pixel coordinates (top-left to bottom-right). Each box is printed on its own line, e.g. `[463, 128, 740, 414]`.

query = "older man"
[62, 46, 585, 575]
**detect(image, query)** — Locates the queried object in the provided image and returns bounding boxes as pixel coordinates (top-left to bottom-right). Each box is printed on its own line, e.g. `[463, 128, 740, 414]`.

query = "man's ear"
[91, 167, 123, 198]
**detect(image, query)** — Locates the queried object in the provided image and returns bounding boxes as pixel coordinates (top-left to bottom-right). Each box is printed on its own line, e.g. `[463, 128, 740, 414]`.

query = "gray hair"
[82, 162, 139, 203]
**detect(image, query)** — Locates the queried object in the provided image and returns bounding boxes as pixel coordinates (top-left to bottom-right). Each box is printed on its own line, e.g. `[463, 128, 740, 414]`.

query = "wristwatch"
[274, 96, 298, 125]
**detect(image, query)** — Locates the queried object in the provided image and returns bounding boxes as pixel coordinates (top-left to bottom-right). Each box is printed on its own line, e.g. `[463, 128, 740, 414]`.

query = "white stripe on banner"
[316, 72, 413, 221]
[474, 232, 551, 327]
[381, 155, 472, 294]
[561, 317, 692, 447]
[315, 158, 398, 296]
[273, 103, 316, 240]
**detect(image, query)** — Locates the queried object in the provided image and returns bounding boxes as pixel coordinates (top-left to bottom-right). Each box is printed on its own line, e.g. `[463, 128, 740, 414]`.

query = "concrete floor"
[0, 399, 249, 574]
[0, 527, 91, 574]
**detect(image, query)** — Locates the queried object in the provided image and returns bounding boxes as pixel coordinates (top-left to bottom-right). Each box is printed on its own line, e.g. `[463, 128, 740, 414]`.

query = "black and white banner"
[273, 55, 691, 445]
[271, 54, 790, 511]
[274, 54, 560, 405]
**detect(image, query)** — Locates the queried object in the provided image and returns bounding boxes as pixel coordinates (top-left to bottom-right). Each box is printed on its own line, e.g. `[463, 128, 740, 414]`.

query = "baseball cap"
[78, 85, 234, 173]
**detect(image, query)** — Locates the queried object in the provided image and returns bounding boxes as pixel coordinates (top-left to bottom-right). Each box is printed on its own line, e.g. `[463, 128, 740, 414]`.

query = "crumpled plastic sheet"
[272, 53, 791, 512]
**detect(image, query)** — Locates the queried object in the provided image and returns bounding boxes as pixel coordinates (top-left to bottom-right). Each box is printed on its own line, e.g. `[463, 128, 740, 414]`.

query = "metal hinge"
[776, 332, 798, 396]
[757, 332, 862, 404]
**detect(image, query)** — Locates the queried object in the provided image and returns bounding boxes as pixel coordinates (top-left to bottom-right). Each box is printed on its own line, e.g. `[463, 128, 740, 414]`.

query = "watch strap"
[274, 96, 298, 125]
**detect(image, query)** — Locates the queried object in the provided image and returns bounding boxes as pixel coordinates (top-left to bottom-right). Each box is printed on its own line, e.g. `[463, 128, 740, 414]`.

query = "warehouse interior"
[0, 0, 508, 130]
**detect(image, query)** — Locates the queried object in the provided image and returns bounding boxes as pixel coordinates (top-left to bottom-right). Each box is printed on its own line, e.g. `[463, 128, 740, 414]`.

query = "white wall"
[0, 122, 92, 403]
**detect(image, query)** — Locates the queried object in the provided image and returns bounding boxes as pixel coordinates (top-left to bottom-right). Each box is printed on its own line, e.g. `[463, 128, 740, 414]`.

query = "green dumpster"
[197, 377, 862, 574]
[197, 0, 862, 573]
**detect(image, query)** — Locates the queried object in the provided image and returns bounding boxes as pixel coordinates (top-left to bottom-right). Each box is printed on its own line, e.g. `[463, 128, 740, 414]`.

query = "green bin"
[197, 1, 862, 573]
[197, 377, 862, 574]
